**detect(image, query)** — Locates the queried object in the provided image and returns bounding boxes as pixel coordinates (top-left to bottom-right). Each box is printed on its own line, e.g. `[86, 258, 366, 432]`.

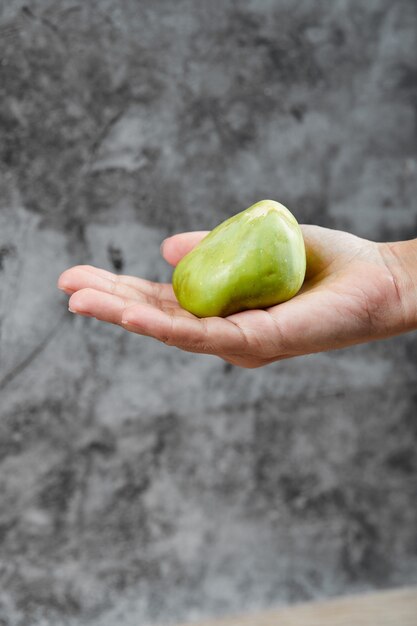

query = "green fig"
[173, 199, 306, 318]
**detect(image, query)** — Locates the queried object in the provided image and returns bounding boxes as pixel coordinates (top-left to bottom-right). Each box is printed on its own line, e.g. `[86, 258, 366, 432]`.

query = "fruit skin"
[173, 199, 306, 318]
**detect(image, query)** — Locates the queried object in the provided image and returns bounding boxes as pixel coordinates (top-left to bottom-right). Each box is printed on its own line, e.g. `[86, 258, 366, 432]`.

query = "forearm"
[383, 238, 417, 332]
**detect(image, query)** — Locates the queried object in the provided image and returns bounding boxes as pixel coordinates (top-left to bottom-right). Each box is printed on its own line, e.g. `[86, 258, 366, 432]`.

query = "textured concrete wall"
[0, 1, 416, 625]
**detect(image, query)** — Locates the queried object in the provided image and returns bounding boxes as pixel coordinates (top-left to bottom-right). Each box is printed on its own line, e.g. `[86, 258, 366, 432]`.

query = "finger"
[68, 285, 243, 354]
[59, 266, 141, 301]
[59, 265, 176, 303]
[121, 304, 250, 355]
[68, 285, 197, 327]
[161, 231, 209, 266]
[58, 265, 119, 294]
[115, 275, 176, 302]
[68, 288, 139, 324]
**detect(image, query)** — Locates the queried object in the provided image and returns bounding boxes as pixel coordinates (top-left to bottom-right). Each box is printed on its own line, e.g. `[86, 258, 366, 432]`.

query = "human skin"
[58, 226, 417, 368]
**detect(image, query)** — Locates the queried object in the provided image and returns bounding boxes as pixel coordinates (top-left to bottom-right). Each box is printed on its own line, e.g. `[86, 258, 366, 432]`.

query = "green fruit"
[173, 199, 306, 318]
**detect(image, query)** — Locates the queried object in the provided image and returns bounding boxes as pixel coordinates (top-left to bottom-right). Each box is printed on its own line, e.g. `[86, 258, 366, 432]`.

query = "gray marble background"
[0, 1, 416, 625]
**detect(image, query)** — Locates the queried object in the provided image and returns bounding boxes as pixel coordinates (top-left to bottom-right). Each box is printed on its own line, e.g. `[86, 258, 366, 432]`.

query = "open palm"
[58, 226, 403, 368]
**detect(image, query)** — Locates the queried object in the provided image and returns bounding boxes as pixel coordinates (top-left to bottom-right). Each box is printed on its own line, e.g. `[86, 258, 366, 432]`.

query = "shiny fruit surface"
[173, 199, 306, 318]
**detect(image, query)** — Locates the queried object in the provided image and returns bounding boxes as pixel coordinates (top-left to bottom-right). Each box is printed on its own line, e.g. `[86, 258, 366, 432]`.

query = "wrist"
[382, 238, 417, 332]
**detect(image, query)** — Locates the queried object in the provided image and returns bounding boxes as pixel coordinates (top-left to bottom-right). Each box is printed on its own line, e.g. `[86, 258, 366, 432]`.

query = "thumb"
[161, 231, 209, 267]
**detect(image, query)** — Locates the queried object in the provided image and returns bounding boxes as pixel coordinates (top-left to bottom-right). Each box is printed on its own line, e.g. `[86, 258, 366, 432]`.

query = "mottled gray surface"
[0, 1, 417, 625]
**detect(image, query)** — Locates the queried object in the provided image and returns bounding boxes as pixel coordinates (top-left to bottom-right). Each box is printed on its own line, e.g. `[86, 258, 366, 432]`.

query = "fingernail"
[69, 307, 94, 318]
[160, 239, 167, 256]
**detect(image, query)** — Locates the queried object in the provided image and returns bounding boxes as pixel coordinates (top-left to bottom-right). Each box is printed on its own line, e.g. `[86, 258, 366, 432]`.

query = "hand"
[57, 226, 415, 368]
